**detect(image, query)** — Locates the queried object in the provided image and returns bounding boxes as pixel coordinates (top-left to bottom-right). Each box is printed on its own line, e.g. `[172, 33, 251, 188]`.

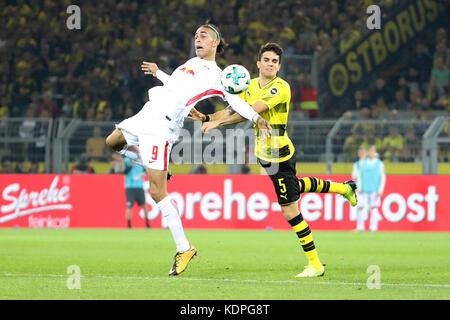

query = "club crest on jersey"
[180, 67, 195, 76]
[270, 88, 278, 95]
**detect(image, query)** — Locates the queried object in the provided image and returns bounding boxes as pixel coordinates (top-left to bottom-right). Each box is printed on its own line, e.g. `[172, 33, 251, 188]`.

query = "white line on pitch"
[1, 273, 450, 289]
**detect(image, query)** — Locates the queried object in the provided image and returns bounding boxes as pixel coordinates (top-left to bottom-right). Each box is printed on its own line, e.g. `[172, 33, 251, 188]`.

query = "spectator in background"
[0, 97, 9, 136]
[422, 107, 435, 121]
[71, 153, 95, 174]
[391, 89, 409, 110]
[352, 90, 369, 110]
[342, 111, 353, 120]
[408, 89, 423, 111]
[298, 73, 319, 118]
[363, 126, 382, 151]
[0, 97, 9, 118]
[109, 153, 125, 174]
[438, 113, 450, 162]
[30, 162, 41, 173]
[380, 125, 404, 162]
[73, 94, 90, 119]
[32, 108, 50, 162]
[352, 107, 374, 133]
[435, 88, 449, 110]
[410, 43, 433, 85]
[397, 76, 411, 102]
[40, 91, 59, 118]
[388, 109, 399, 121]
[61, 96, 74, 117]
[124, 106, 135, 118]
[374, 97, 388, 112]
[405, 67, 421, 90]
[371, 77, 393, 106]
[0, 157, 15, 173]
[399, 128, 419, 162]
[430, 57, 449, 94]
[18, 106, 38, 161]
[86, 126, 107, 161]
[343, 126, 365, 161]
[85, 105, 97, 121]
[102, 107, 114, 121]
[27, 91, 42, 116]
[433, 40, 450, 67]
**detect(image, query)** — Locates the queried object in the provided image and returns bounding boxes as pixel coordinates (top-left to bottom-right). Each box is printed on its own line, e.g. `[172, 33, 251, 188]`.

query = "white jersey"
[125, 57, 257, 142]
[116, 57, 259, 170]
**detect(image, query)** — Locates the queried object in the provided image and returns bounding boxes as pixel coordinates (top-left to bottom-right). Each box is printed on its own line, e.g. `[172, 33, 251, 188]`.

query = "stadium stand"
[0, 0, 448, 173]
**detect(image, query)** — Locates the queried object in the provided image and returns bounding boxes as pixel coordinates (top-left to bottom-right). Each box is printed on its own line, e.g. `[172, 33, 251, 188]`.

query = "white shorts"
[117, 127, 172, 171]
[359, 192, 381, 209]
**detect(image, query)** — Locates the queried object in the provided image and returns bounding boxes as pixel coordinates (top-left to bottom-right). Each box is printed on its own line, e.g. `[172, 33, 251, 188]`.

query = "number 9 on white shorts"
[139, 135, 171, 171]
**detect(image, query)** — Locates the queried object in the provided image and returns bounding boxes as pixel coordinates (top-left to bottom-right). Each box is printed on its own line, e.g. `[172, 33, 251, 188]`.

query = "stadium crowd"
[0, 0, 448, 172]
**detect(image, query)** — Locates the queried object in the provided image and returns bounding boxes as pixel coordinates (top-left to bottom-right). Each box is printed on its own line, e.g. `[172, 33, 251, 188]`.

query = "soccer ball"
[221, 64, 251, 94]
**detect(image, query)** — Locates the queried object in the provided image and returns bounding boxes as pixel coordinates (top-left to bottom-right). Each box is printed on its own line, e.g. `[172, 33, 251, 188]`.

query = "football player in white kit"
[106, 23, 271, 276]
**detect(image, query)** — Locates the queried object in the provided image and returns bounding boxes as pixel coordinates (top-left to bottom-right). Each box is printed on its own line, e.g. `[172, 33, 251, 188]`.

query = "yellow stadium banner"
[325, 0, 446, 99]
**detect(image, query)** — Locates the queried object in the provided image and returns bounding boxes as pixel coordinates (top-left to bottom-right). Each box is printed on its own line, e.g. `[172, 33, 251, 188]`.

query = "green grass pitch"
[0, 228, 449, 300]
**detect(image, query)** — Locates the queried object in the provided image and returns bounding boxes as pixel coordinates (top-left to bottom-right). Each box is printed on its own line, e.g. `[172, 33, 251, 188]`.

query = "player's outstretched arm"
[141, 61, 170, 84]
[202, 101, 271, 138]
[141, 61, 159, 76]
[188, 106, 237, 122]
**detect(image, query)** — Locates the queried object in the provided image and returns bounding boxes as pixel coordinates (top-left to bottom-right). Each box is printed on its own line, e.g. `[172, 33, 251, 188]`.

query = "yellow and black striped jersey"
[239, 77, 295, 163]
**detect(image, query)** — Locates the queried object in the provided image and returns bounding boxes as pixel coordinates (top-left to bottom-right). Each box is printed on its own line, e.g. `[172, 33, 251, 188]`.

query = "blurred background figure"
[71, 153, 95, 174]
[122, 157, 150, 229]
[86, 126, 108, 161]
[352, 145, 366, 232]
[356, 145, 386, 232]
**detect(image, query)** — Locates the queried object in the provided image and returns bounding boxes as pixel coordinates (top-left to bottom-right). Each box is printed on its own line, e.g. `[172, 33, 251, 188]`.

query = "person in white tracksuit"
[352, 145, 366, 230]
[354, 145, 386, 232]
[105, 23, 271, 276]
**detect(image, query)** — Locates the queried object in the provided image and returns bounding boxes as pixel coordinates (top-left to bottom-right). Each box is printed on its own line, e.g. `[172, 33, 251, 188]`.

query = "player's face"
[257, 51, 281, 78]
[368, 147, 377, 158]
[194, 27, 218, 59]
[358, 148, 366, 159]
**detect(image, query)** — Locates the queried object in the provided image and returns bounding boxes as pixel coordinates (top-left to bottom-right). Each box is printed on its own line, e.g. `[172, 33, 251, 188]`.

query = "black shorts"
[126, 188, 146, 207]
[258, 155, 300, 205]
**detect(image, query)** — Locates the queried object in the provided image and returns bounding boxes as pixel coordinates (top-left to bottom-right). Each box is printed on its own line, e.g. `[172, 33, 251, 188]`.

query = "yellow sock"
[299, 177, 347, 195]
[288, 213, 323, 269]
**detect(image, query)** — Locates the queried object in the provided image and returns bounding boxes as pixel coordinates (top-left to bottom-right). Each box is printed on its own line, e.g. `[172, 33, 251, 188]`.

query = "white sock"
[157, 196, 190, 252]
[118, 145, 143, 165]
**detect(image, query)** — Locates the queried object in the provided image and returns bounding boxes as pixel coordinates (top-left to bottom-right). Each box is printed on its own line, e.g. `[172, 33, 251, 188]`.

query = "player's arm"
[201, 94, 271, 137]
[351, 162, 358, 180]
[378, 162, 386, 196]
[203, 101, 269, 129]
[141, 61, 170, 84]
[188, 106, 230, 122]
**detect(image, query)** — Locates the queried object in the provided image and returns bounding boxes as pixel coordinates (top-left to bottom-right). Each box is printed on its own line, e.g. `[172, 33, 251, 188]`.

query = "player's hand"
[141, 62, 159, 76]
[188, 108, 206, 121]
[256, 116, 272, 139]
[202, 121, 220, 133]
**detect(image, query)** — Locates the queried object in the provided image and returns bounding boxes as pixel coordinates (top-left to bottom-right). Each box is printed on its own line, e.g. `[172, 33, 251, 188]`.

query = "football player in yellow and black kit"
[190, 42, 357, 278]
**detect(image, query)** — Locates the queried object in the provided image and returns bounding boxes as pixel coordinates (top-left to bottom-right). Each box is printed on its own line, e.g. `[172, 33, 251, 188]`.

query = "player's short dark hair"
[258, 42, 284, 63]
[200, 21, 228, 54]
